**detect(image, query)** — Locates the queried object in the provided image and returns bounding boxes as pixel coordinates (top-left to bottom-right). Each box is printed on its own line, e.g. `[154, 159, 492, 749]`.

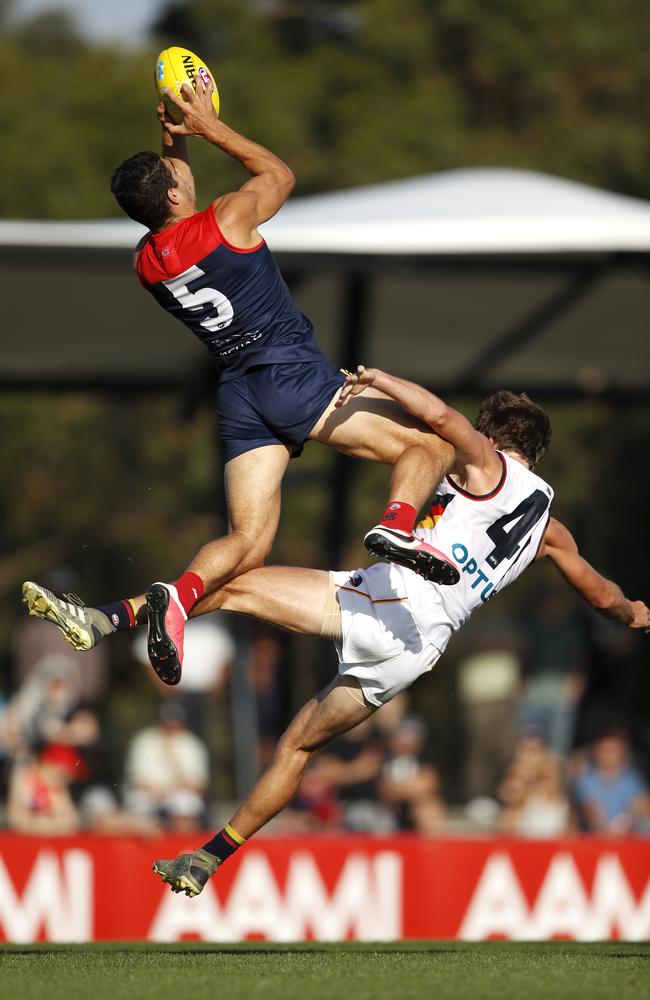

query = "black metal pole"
[324, 272, 370, 570]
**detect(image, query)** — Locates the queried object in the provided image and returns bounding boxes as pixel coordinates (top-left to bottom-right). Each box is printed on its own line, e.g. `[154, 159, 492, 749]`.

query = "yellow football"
[155, 46, 220, 124]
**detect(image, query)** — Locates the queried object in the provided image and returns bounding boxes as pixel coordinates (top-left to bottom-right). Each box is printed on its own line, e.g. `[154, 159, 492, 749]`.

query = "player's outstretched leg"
[20, 448, 291, 680]
[153, 676, 371, 897]
[22, 581, 116, 651]
[144, 444, 290, 685]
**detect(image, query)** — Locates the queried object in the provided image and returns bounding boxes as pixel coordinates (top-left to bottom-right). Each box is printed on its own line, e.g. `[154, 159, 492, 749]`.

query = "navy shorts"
[216, 359, 345, 463]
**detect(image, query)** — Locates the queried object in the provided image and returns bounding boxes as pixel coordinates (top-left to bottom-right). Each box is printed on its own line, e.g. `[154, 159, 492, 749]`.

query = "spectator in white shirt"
[124, 700, 210, 828]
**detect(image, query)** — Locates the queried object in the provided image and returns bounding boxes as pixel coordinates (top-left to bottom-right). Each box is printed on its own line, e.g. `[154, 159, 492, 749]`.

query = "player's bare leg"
[144, 443, 291, 683]
[229, 677, 372, 838]
[192, 564, 332, 631]
[309, 387, 459, 584]
[22, 391, 457, 674]
[23, 446, 290, 678]
[188, 443, 292, 582]
[153, 563, 364, 895]
[154, 675, 372, 896]
[146, 383, 459, 667]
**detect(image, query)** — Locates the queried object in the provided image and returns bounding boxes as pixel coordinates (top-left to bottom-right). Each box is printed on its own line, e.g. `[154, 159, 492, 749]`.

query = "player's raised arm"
[162, 80, 295, 242]
[338, 366, 498, 473]
[539, 518, 649, 629]
[158, 98, 190, 165]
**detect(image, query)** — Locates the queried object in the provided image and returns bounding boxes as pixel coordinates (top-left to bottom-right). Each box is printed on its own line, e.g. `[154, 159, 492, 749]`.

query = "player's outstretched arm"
[162, 81, 295, 239]
[338, 366, 498, 474]
[539, 517, 649, 629]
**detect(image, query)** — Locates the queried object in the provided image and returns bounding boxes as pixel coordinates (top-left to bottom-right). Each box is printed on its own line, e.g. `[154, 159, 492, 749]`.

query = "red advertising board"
[0, 835, 648, 942]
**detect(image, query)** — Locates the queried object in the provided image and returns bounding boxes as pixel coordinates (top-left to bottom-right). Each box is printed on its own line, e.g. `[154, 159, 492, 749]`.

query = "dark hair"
[475, 390, 551, 468]
[109, 151, 176, 230]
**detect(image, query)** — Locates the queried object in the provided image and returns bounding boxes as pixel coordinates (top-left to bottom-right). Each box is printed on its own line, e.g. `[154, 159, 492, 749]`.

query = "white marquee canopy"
[2, 167, 650, 255]
[1, 168, 648, 393]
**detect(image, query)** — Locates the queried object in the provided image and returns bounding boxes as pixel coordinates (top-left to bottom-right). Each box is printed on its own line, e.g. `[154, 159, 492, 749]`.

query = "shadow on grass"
[2, 947, 463, 956]
[3, 943, 649, 959]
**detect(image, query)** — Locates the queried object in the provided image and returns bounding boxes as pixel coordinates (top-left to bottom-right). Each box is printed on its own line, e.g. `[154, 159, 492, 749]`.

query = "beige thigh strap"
[320, 572, 343, 643]
[335, 674, 373, 709]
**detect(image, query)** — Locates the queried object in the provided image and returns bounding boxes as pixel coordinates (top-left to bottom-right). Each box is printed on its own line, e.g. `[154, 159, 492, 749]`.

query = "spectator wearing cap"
[124, 701, 210, 829]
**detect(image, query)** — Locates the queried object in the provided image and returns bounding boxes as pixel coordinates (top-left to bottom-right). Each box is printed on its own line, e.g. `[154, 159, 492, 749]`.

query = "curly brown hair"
[474, 390, 551, 468]
[110, 151, 177, 231]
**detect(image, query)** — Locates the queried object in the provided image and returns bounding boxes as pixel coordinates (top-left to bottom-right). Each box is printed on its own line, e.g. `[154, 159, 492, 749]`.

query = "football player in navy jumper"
[33, 75, 458, 684]
[24, 371, 649, 896]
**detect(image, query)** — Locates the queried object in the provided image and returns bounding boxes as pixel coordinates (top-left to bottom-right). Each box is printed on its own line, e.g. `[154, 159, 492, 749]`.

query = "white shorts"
[330, 566, 444, 708]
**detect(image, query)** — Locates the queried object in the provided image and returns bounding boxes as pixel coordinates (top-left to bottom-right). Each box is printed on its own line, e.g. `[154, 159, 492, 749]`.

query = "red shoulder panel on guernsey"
[211, 205, 265, 256]
[135, 207, 264, 285]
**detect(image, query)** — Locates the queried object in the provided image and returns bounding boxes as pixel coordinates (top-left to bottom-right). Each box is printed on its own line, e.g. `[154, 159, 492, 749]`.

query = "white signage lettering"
[583, 854, 650, 940]
[459, 854, 530, 940]
[149, 850, 402, 942]
[0, 850, 92, 942]
[460, 852, 650, 941]
[525, 854, 590, 939]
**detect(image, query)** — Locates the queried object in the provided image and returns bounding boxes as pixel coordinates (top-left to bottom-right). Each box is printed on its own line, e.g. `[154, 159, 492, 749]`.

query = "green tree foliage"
[1, 0, 648, 219]
[1, 2, 648, 754]
[0, 11, 158, 217]
[151, 0, 650, 194]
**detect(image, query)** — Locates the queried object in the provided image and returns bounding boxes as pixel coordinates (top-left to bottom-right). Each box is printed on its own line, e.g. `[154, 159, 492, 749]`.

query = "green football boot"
[152, 848, 221, 897]
[22, 580, 115, 651]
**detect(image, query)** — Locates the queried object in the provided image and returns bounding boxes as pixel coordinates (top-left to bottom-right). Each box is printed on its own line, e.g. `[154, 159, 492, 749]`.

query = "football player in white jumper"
[146, 367, 648, 896]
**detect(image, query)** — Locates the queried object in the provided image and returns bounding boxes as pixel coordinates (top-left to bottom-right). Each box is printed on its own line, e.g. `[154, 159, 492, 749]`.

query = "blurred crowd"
[0, 572, 648, 839]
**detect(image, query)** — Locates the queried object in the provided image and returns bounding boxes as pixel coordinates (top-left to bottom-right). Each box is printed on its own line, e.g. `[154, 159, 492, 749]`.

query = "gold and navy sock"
[201, 823, 246, 862]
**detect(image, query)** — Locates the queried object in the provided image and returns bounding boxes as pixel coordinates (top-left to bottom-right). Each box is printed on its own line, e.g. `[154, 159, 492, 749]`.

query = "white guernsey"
[332, 451, 553, 706]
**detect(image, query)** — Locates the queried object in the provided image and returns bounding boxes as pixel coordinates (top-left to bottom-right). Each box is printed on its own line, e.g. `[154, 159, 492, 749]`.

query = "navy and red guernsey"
[136, 207, 323, 380]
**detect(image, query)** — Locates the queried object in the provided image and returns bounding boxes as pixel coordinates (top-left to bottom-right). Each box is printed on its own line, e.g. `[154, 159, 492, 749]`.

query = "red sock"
[379, 501, 417, 534]
[173, 571, 205, 615]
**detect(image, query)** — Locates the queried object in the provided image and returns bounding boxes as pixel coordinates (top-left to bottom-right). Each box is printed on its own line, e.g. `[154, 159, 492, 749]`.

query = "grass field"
[2, 941, 647, 1000]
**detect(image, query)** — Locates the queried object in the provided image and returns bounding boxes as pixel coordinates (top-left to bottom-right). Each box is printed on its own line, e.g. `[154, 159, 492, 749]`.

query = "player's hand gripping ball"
[155, 47, 220, 123]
